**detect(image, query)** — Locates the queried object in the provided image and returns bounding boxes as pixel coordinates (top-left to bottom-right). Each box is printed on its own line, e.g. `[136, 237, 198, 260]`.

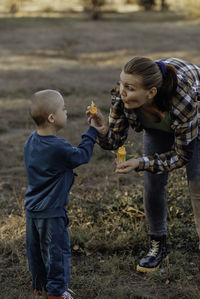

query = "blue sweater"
[24, 126, 98, 218]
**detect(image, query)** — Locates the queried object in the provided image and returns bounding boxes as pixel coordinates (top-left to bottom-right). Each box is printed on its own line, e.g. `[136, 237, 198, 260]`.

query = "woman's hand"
[115, 158, 140, 174]
[86, 106, 108, 137]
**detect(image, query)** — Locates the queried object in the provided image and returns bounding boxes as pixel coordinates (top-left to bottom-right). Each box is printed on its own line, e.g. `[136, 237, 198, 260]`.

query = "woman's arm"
[116, 119, 198, 174]
[94, 86, 130, 150]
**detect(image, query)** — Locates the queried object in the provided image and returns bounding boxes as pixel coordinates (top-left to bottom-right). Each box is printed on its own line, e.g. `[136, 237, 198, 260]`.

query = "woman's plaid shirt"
[98, 58, 200, 173]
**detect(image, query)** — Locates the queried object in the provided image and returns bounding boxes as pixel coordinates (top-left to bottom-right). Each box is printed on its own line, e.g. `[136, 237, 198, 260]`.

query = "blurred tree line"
[83, 0, 168, 19]
[6, 0, 169, 18]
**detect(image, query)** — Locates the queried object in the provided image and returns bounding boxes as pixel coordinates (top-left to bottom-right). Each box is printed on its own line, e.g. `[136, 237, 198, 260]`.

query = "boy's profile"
[24, 89, 103, 299]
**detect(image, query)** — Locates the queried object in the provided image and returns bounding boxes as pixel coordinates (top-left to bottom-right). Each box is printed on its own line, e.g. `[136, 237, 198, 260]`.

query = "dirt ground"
[1, 10, 200, 299]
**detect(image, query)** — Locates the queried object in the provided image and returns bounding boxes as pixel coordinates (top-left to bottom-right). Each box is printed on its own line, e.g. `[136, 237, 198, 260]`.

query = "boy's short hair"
[29, 89, 61, 126]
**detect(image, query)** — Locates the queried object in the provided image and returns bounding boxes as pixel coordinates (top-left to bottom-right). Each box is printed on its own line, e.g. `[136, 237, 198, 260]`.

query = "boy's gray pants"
[143, 129, 200, 248]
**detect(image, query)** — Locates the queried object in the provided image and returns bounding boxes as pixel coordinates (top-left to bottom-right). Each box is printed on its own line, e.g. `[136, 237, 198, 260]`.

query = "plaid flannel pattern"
[98, 58, 200, 173]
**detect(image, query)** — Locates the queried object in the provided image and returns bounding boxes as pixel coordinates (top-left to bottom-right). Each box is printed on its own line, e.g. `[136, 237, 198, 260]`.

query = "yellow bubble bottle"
[89, 100, 98, 115]
[117, 146, 126, 163]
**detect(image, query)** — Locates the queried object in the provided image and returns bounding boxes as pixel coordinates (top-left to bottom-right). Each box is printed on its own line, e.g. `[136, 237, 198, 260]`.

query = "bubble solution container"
[117, 146, 126, 163]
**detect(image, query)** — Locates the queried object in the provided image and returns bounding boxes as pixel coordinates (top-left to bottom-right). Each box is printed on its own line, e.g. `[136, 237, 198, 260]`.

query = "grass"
[1, 167, 200, 298]
[0, 13, 200, 298]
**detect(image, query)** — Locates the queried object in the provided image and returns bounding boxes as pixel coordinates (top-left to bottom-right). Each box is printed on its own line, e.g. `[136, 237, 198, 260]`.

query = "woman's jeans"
[143, 129, 200, 245]
[26, 214, 71, 296]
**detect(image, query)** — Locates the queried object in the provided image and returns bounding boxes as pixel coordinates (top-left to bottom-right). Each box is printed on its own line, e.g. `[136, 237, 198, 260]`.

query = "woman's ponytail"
[154, 64, 178, 111]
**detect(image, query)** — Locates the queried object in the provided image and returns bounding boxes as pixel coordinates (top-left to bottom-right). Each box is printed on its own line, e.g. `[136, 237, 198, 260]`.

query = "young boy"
[24, 90, 104, 299]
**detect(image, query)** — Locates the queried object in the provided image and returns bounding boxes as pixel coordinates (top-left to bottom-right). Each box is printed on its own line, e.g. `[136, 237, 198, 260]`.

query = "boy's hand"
[90, 118, 108, 136]
[86, 106, 108, 137]
[115, 158, 140, 173]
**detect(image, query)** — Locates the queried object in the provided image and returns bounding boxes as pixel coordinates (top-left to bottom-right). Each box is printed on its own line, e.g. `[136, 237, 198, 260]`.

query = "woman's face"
[119, 71, 156, 109]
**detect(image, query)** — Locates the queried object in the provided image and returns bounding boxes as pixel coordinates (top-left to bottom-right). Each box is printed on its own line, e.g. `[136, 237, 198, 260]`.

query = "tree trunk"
[161, 0, 168, 10]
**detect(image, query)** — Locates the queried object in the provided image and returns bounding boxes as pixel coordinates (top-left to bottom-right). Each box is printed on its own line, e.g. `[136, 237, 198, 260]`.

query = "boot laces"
[61, 289, 75, 299]
[147, 240, 160, 257]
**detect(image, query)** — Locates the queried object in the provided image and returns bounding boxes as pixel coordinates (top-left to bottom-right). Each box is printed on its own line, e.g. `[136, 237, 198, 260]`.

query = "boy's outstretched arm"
[60, 106, 108, 169]
[60, 126, 98, 169]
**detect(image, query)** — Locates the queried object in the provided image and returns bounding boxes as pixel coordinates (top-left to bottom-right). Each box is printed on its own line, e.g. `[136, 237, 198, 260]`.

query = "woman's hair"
[123, 57, 178, 111]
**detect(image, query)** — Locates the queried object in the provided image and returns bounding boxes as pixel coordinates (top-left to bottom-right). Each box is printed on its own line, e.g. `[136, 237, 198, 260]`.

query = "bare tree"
[160, 0, 169, 10]
[137, 0, 156, 11]
[7, 0, 31, 13]
[82, 0, 106, 20]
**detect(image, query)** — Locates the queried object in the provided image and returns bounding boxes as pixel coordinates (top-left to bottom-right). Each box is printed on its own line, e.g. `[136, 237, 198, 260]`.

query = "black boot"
[136, 235, 167, 272]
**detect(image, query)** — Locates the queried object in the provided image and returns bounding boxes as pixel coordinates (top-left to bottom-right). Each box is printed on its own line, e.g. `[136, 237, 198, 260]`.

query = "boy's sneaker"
[33, 289, 48, 299]
[48, 289, 75, 299]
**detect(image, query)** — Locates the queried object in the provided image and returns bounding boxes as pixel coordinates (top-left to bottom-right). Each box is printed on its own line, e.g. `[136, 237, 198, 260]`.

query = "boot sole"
[32, 295, 48, 299]
[33, 296, 48, 299]
[136, 256, 169, 273]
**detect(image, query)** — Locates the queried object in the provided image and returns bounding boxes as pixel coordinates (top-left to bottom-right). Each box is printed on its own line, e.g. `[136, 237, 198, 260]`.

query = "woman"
[88, 57, 200, 272]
